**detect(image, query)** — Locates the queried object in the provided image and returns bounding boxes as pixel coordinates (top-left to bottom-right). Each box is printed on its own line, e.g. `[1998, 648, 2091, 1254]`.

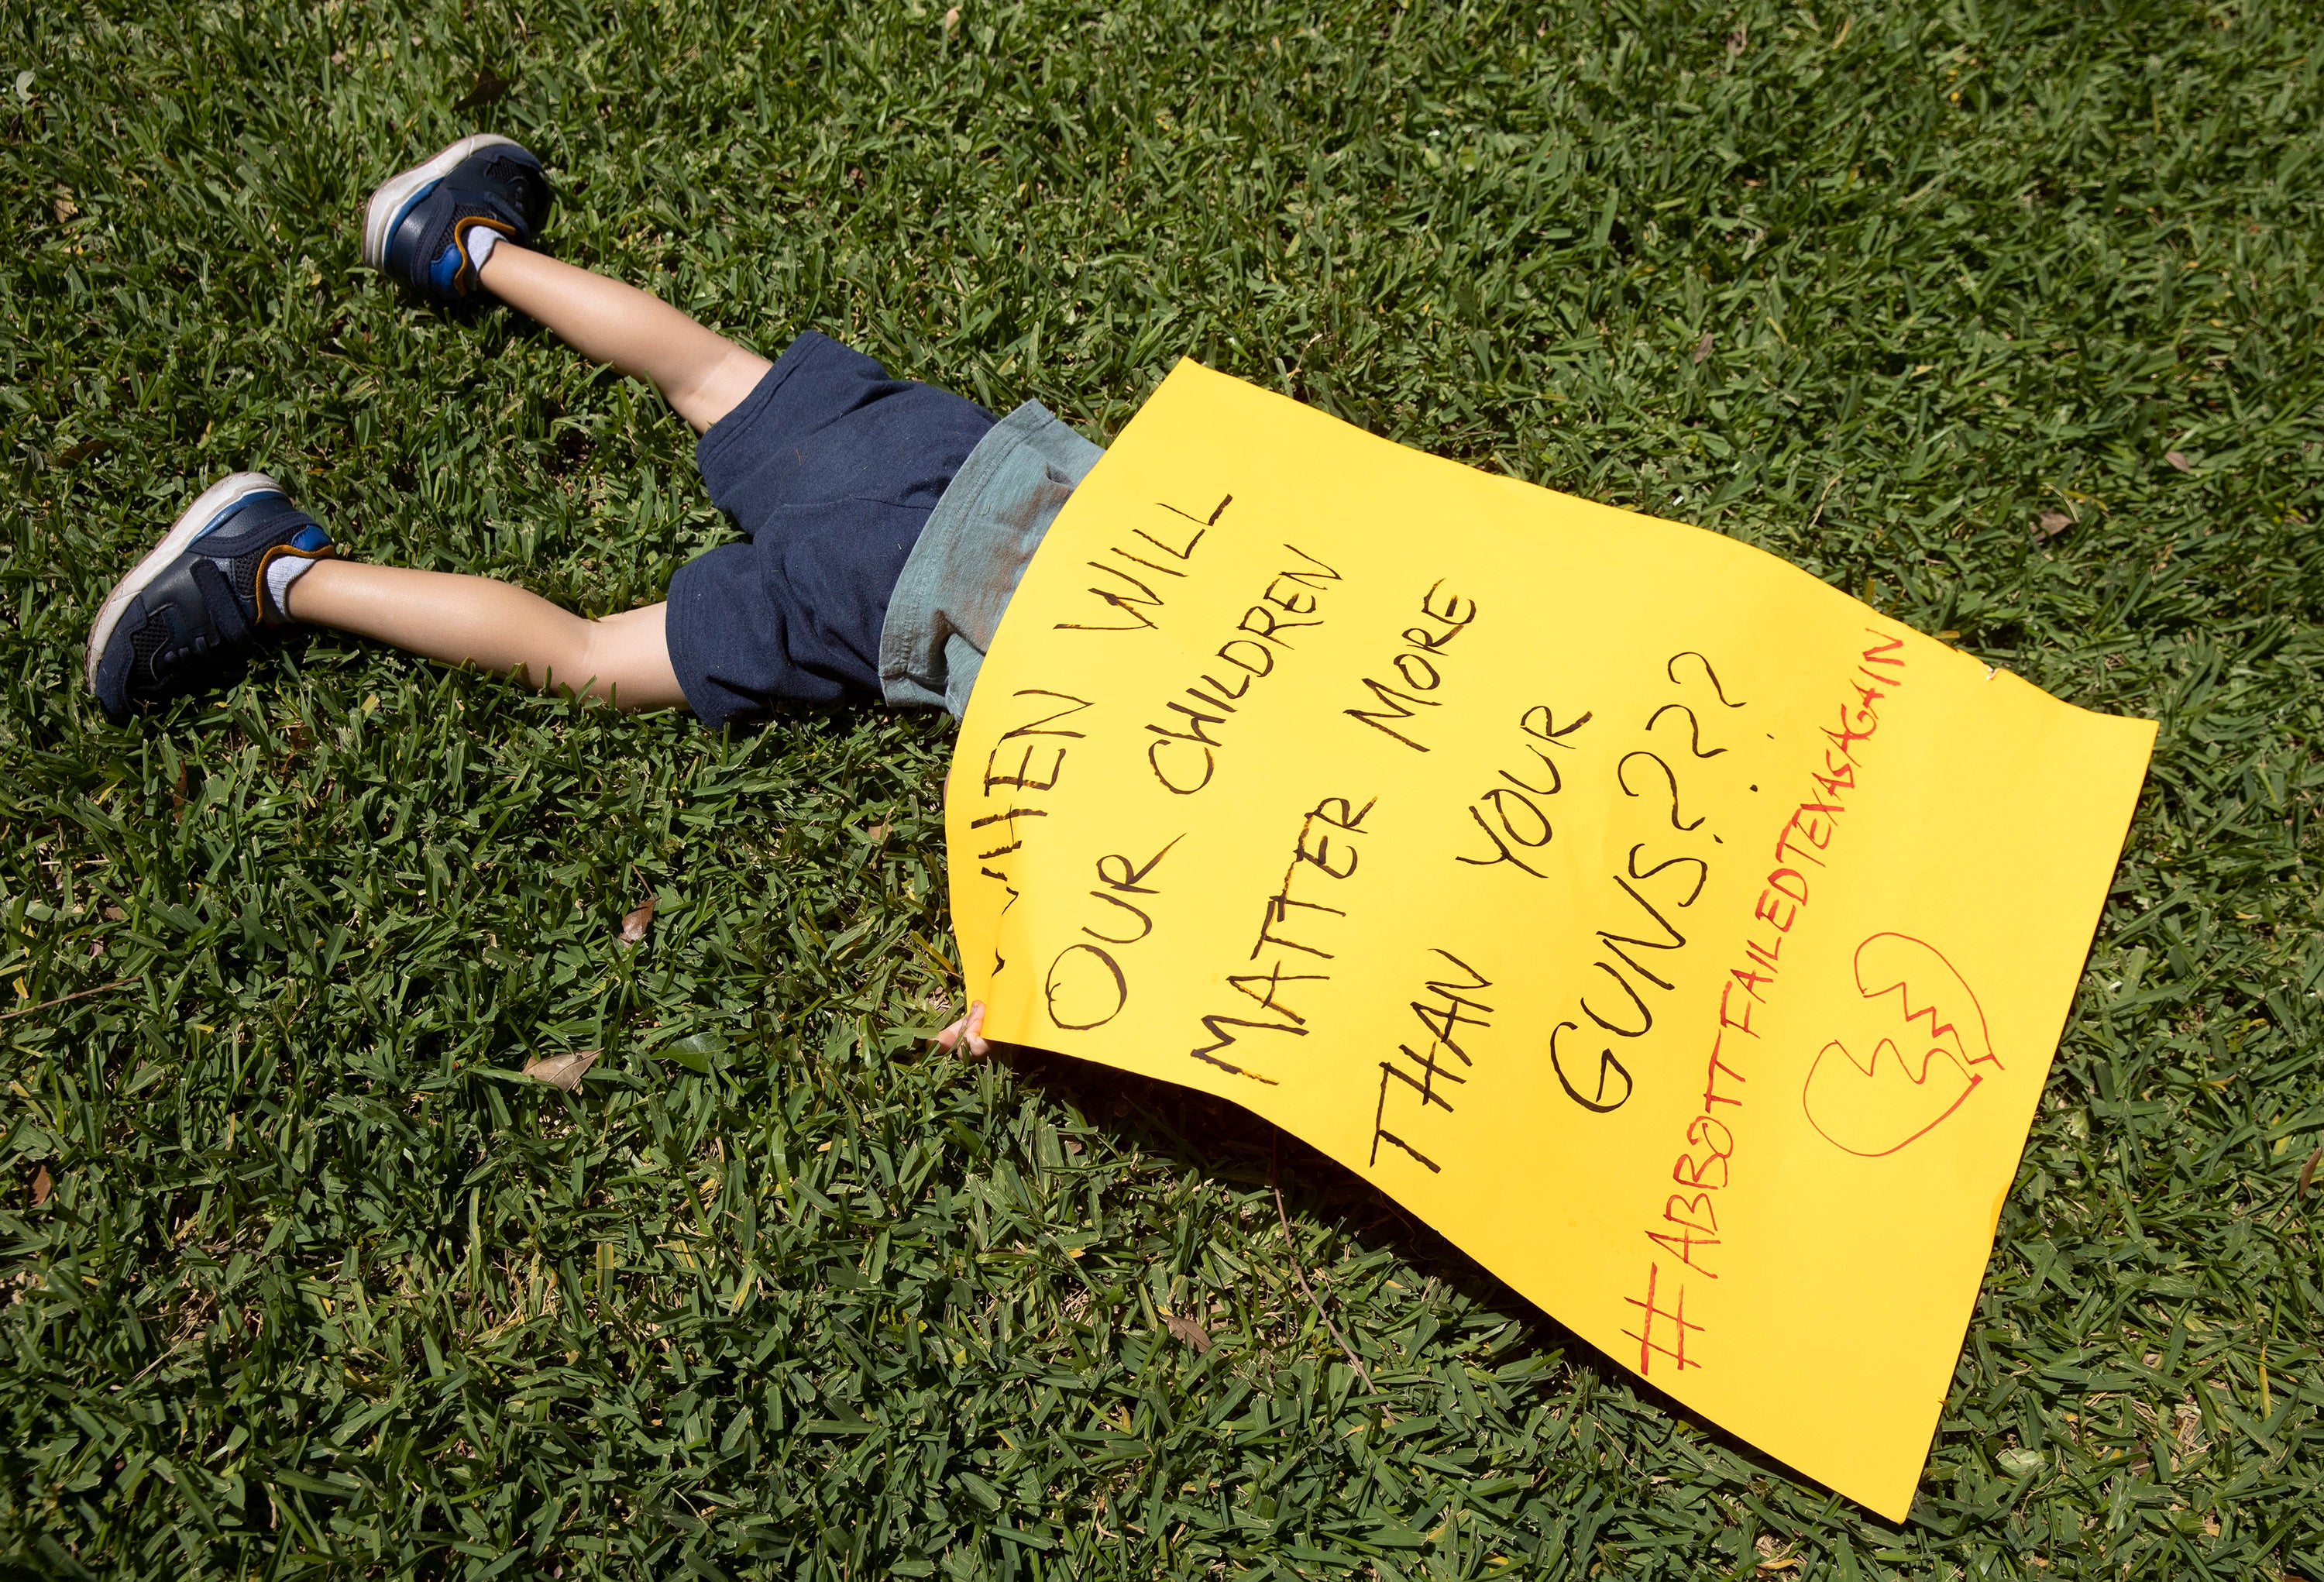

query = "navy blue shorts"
[666, 332, 995, 727]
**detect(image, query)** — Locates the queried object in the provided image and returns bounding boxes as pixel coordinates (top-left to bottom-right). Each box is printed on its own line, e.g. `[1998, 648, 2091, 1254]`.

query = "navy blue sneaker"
[361, 133, 550, 304]
[84, 473, 335, 725]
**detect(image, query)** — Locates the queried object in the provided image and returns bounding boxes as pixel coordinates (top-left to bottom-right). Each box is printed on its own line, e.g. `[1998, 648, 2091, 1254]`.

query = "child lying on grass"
[83, 135, 1025, 1051]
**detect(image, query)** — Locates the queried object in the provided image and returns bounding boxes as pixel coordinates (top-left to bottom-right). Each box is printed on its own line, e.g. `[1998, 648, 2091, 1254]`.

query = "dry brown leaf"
[53, 188, 78, 223]
[1726, 26, 1748, 55]
[866, 822, 892, 843]
[943, 5, 961, 28]
[2165, 449, 2192, 472]
[522, 1049, 599, 1093]
[1755, 1535, 1799, 1570]
[1164, 1313, 1212, 1353]
[30, 1165, 51, 1207]
[1691, 332, 1714, 364]
[618, 892, 656, 946]
[2034, 510, 2073, 542]
[2298, 1141, 2322, 1197]
[452, 66, 513, 112]
[102, 905, 124, 921]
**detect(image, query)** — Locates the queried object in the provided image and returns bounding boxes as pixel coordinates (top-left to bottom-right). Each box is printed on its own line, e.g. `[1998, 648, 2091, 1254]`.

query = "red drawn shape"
[1802, 932, 1999, 1157]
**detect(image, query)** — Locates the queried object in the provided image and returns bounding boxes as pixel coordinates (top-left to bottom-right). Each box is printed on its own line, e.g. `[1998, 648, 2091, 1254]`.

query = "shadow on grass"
[997, 1041, 1899, 1532]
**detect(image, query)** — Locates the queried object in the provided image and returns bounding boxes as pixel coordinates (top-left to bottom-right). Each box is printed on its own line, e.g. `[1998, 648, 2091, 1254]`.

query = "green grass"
[4, 0, 2322, 1576]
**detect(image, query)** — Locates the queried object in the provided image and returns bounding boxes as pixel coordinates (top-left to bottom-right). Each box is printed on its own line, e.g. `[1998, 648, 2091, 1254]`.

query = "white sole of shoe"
[359, 132, 522, 270]
[84, 471, 284, 695]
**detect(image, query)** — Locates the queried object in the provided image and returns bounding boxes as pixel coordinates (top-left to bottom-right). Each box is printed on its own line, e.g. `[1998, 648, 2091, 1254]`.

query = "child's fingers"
[936, 1000, 990, 1057]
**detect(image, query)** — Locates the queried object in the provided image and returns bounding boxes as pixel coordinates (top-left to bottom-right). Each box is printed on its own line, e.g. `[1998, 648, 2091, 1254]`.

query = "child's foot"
[85, 473, 335, 725]
[361, 133, 550, 304]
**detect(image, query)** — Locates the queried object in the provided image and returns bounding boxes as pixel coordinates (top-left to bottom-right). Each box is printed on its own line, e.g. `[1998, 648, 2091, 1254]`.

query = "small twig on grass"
[1270, 1131, 1377, 1396]
[0, 977, 134, 1023]
[1805, 471, 1844, 535]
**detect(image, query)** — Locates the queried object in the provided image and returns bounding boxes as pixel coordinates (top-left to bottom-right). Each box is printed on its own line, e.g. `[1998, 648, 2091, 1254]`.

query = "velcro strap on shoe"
[190, 558, 253, 645]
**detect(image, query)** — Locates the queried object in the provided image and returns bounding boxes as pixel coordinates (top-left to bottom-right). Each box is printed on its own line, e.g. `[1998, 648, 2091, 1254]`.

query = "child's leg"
[300, 236, 785, 709]
[276, 248, 761, 709]
[278, 245, 767, 707]
[293, 245, 777, 701]
[362, 138, 768, 432]
[91, 141, 781, 721]
[284, 562, 686, 709]
[328, 142, 777, 701]
[477, 244, 772, 433]
[84, 470, 685, 721]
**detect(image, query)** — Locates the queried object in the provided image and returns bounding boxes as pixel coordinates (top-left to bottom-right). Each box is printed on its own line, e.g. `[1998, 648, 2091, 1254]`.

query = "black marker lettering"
[1549, 1020, 1635, 1113]
[999, 690, 1093, 741]
[1274, 542, 1343, 588]
[1148, 738, 1215, 796]
[1216, 639, 1275, 677]
[1345, 675, 1439, 751]
[1045, 943, 1128, 1031]
[1229, 961, 1326, 1025]
[983, 740, 1067, 796]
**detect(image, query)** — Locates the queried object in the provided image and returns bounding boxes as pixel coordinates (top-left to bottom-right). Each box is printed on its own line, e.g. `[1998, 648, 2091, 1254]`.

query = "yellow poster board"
[945, 359, 2154, 1519]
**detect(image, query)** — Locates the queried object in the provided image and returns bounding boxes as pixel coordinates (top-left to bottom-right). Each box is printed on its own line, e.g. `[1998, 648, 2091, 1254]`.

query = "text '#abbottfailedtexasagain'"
[1621, 631, 1908, 1381]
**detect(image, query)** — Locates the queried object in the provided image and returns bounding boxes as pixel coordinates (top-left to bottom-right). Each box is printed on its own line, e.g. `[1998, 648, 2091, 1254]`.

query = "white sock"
[266, 554, 318, 618]
[467, 226, 500, 272]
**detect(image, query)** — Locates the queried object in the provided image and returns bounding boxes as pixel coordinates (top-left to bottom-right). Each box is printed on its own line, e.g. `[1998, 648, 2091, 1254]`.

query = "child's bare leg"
[476, 245, 771, 433]
[91, 143, 750, 723]
[299, 153, 766, 710]
[285, 561, 686, 710]
[308, 214, 751, 709]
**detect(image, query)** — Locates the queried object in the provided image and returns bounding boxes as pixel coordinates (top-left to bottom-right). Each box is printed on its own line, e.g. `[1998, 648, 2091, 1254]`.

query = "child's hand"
[935, 1000, 989, 1057]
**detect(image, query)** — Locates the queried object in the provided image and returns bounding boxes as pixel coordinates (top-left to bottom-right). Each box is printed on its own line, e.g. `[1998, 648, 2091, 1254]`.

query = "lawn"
[4, 0, 2322, 1577]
